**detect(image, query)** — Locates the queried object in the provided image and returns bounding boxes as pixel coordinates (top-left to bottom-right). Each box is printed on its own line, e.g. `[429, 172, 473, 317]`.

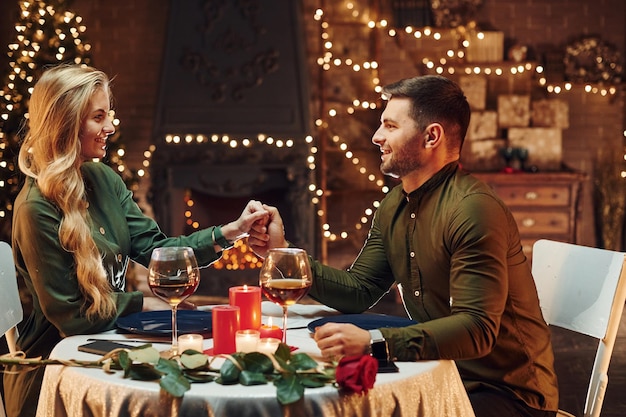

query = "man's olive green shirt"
[308, 162, 559, 411]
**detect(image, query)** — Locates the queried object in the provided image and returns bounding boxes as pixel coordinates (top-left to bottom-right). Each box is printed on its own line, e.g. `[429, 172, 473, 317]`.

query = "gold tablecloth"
[36, 304, 476, 417]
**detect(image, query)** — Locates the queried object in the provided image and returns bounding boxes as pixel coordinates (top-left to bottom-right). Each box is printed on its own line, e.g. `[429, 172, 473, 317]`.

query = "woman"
[4, 64, 269, 417]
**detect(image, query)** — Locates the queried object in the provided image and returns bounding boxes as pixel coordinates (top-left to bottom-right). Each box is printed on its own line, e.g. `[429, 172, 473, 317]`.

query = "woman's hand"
[219, 200, 269, 243]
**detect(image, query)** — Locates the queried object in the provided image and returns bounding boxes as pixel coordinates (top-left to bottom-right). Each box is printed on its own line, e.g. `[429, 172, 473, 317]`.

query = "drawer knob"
[524, 191, 538, 200]
[522, 218, 536, 227]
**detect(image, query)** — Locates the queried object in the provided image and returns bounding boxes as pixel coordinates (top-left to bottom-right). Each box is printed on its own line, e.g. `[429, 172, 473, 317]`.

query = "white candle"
[178, 334, 204, 353]
[256, 337, 280, 355]
[235, 330, 260, 353]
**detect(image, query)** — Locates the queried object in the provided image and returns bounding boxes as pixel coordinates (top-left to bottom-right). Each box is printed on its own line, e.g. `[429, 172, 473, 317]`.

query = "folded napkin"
[261, 301, 339, 329]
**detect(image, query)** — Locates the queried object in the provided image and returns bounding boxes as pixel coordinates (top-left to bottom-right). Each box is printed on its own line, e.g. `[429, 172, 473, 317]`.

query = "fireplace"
[149, 0, 313, 297]
[149, 139, 314, 297]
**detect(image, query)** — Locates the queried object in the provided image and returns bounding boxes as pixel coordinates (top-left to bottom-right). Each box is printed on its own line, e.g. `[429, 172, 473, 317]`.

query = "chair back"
[532, 239, 626, 417]
[0, 241, 21, 417]
[0, 241, 21, 354]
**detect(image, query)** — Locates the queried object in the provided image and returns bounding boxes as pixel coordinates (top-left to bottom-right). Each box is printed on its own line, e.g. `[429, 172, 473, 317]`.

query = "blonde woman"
[4, 64, 269, 417]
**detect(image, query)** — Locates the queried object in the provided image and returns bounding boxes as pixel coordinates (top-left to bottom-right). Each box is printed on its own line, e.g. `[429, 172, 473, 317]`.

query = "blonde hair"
[19, 64, 116, 320]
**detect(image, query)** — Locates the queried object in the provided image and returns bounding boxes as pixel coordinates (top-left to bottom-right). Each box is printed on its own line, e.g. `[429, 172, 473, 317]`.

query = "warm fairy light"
[0, 2, 144, 221]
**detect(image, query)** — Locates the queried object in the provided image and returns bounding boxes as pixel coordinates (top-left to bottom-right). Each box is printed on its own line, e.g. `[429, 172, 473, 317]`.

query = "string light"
[0, 0, 101, 234]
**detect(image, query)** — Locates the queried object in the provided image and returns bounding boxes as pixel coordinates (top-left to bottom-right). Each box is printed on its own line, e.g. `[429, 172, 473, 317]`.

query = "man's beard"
[380, 142, 423, 179]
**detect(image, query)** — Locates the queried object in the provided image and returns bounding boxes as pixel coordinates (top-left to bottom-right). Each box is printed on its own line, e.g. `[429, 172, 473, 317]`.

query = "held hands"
[248, 204, 288, 257]
[313, 323, 371, 360]
[219, 200, 271, 245]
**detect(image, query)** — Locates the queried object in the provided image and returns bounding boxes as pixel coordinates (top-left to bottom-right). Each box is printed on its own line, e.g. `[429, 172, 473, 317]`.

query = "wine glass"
[147, 247, 200, 356]
[259, 248, 312, 344]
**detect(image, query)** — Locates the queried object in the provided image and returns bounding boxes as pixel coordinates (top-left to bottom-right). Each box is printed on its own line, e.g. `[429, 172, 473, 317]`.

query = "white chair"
[0, 241, 22, 417]
[532, 239, 626, 417]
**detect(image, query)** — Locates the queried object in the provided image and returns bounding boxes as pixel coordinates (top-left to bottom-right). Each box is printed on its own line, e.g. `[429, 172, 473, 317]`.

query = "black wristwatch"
[213, 226, 234, 251]
[367, 329, 389, 361]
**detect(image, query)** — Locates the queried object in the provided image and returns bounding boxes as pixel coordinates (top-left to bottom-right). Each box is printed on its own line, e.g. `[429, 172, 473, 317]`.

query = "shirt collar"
[403, 161, 460, 200]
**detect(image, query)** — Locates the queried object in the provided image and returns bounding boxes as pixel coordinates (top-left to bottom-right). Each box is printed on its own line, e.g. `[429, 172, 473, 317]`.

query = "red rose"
[335, 354, 378, 394]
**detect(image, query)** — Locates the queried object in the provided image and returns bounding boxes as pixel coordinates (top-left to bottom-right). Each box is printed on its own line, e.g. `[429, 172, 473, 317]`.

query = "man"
[249, 75, 558, 417]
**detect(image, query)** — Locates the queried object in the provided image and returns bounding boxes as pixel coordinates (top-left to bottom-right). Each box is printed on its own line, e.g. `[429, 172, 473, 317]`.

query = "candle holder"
[235, 329, 260, 353]
[259, 319, 283, 340]
[257, 337, 281, 355]
[178, 334, 204, 353]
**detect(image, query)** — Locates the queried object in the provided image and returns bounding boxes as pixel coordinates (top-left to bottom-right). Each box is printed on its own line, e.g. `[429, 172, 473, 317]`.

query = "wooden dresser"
[473, 171, 586, 259]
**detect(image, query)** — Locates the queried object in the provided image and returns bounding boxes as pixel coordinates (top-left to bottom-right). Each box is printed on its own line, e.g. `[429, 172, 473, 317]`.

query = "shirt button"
[99, 227, 105, 235]
[410, 251, 415, 258]
[117, 254, 123, 262]
[414, 290, 420, 297]
[410, 213, 416, 219]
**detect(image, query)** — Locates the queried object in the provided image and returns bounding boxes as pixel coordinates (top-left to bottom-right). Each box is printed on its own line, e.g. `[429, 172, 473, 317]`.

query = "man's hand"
[313, 322, 371, 360]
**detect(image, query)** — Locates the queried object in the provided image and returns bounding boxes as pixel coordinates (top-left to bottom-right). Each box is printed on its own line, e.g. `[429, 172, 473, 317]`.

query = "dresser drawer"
[512, 210, 571, 235]
[490, 185, 571, 207]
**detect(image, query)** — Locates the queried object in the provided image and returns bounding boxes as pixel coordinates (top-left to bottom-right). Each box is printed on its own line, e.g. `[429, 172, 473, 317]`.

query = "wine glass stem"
[282, 306, 288, 344]
[171, 305, 178, 354]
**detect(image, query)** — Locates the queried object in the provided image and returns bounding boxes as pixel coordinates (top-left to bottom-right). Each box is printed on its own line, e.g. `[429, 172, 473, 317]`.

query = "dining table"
[35, 302, 476, 417]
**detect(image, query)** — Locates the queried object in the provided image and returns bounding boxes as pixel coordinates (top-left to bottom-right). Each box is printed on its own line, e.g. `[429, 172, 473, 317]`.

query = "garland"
[0, 343, 378, 405]
[564, 36, 623, 84]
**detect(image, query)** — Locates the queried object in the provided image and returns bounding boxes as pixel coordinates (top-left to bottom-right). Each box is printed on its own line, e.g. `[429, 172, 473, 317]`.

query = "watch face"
[371, 340, 389, 361]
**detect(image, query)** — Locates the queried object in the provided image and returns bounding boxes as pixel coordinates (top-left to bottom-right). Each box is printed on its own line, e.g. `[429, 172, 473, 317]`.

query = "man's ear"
[424, 123, 444, 148]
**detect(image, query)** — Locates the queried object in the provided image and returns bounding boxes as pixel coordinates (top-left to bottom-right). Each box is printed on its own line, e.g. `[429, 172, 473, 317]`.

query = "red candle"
[229, 285, 262, 331]
[259, 317, 283, 340]
[212, 305, 240, 355]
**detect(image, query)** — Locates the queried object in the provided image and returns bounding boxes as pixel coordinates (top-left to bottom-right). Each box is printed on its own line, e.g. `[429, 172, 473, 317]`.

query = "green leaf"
[160, 372, 191, 397]
[290, 353, 319, 371]
[127, 346, 160, 364]
[275, 343, 291, 361]
[117, 350, 131, 377]
[274, 373, 305, 405]
[127, 363, 163, 381]
[241, 352, 274, 374]
[180, 352, 209, 370]
[299, 374, 332, 388]
[217, 358, 241, 384]
[239, 370, 269, 386]
[183, 370, 217, 383]
[155, 358, 182, 376]
[274, 354, 295, 373]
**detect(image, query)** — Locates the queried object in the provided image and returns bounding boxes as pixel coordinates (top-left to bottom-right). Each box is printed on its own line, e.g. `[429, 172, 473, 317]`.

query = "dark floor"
[367, 290, 626, 417]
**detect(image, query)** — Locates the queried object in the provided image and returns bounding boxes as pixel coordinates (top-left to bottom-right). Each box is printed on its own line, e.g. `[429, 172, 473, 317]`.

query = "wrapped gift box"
[461, 138, 506, 172]
[466, 111, 498, 140]
[508, 127, 562, 171]
[532, 99, 569, 128]
[459, 75, 487, 110]
[466, 31, 504, 63]
[498, 95, 530, 127]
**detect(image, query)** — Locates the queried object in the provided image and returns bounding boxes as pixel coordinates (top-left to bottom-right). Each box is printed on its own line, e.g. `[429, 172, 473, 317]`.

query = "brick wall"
[1, 0, 625, 249]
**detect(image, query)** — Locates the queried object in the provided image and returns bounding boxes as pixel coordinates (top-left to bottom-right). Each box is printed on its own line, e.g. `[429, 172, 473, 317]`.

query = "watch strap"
[369, 329, 384, 343]
[213, 226, 234, 251]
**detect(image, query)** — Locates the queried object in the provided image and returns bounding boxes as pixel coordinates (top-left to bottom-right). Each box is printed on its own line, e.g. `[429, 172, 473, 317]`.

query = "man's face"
[371, 97, 425, 179]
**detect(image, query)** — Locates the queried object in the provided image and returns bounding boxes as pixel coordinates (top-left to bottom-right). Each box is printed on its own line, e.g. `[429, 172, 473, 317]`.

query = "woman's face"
[79, 88, 115, 161]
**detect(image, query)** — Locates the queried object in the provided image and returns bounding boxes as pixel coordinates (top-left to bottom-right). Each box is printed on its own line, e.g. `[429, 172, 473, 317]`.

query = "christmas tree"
[0, 0, 139, 241]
